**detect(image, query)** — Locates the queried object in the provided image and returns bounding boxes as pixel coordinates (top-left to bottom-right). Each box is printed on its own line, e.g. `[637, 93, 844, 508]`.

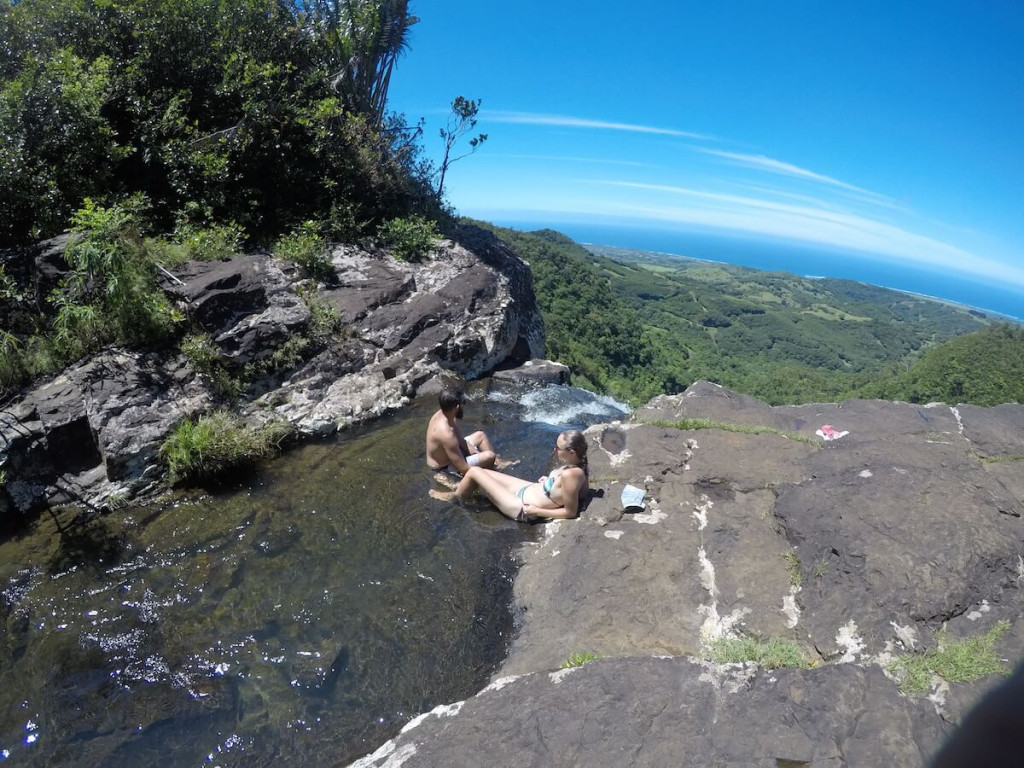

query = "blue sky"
[388, 1, 1024, 298]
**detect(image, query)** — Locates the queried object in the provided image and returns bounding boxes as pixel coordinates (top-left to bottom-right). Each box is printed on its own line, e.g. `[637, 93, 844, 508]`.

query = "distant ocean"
[495, 219, 1023, 322]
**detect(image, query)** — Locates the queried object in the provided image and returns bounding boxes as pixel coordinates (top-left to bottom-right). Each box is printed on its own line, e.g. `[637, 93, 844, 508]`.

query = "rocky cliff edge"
[0, 224, 544, 518]
[353, 381, 1024, 767]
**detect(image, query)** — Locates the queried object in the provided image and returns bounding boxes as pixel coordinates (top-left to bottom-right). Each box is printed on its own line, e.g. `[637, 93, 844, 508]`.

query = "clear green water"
[0, 393, 559, 766]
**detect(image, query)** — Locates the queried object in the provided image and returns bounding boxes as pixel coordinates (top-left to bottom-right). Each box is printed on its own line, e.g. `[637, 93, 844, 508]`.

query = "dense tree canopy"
[859, 324, 1024, 407]
[0, 0, 436, 245]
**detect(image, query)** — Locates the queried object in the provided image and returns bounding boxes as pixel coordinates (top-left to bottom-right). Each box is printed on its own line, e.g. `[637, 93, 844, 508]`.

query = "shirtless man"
[426, 388, 512, 480]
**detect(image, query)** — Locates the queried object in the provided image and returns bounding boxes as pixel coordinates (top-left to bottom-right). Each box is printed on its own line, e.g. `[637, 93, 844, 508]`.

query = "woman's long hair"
[560, 429, 589, 477]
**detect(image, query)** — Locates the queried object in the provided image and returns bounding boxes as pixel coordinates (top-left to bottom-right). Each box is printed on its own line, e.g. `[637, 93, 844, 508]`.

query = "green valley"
[479, 223, 1022, 407]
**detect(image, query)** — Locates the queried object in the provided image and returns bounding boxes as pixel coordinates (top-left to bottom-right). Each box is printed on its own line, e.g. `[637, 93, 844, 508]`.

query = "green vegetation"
[980, 454, 1024, 464]
[180, 334, 245, 399]
[153, 222, 245, 266]
[812, 556, 830, 579]
[643, 418, 818, 445]
[781, 550, 803, 587]
[888, 621, 1011, 695]
[704, 636, 808, 669]
[378, 215, 439, 261]
[1, 197, 186, 391]
[179, 286, 342, 396]
[435, 97, 487, 201]
[160, 411, 291, 484]
[472, 230, 1020, 408]
[560, 651, 602, 669]
[468, 223, 673, 403]
[0, 0, 473, 401]
[273, 222, 333, 281]
[860, 325, 1024, 407]
[1, 0, 443, 246]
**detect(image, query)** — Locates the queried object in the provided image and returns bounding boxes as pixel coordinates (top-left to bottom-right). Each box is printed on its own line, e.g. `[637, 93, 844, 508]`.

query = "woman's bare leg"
[463, 467, 528, 520]
[429, 467, 528, 520]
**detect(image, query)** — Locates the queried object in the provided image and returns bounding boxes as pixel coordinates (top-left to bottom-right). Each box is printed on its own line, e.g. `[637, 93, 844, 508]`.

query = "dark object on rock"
[932, 660, 1024, 768]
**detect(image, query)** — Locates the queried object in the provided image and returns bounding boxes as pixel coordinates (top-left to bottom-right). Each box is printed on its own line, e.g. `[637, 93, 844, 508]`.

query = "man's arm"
[439, 431, 471, 474]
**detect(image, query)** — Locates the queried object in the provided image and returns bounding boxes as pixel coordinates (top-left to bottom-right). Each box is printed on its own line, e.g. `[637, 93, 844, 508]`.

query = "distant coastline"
[501, 219, 1023, 323]
[584, 240, 1021, 324]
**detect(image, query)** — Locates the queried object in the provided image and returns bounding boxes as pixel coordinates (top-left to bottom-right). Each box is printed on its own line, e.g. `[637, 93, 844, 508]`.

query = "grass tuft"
[888, 621, 1011, 695]
[379, 215, 439, 262]
[782, 550, 803, 587]
[979, 453, 1024, 464]
[560, 651, 601, 669]
[274, 221, 333, 281]
[705, 636, 808, 670]
[643, 418, 818, 445]
[160, 411, 291, 484]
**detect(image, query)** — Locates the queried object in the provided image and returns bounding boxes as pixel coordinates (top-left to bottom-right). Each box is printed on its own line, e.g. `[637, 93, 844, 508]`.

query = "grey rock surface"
[352, 658, 948, 768]
[0, 225, 544, 514]
[351, 381, 1024, 767]
[0, 350, 211, 513]
[491, 358, 571, 386]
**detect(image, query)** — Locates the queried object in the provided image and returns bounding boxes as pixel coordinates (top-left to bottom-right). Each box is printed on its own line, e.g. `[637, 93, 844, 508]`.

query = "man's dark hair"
[439, 388, 465, 414]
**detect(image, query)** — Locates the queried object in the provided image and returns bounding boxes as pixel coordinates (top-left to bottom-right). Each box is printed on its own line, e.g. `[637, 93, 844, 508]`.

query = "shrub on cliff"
[379, 215, 439, 262]
[273, 222, 333, 281]
[861, 324, 1024, 406]
[160, 411, 291, 484]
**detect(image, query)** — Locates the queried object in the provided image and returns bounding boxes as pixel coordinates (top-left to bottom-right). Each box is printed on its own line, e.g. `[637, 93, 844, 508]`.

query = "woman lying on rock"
[429, 430, 589, 522]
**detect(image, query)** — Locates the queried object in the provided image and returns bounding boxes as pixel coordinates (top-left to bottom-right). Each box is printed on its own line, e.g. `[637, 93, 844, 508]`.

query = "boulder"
[1, 227, 545, 511]
[0, 350, 211, 513]
[261, 228, 545, 435]
[164, 255, 311, 364]
[491, 359, 570, 386]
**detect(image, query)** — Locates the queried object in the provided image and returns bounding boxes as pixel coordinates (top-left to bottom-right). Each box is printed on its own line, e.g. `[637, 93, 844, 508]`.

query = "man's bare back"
[425, 389, 516, 479]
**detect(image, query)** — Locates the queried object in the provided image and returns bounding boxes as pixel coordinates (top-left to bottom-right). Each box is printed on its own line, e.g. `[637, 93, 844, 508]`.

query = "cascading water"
[0, 381, 628, 766]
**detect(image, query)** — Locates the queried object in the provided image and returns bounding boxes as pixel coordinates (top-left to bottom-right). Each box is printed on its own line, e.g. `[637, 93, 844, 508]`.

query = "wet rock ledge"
[353, 382, 1024, 767]
[0, 224, 544, 518]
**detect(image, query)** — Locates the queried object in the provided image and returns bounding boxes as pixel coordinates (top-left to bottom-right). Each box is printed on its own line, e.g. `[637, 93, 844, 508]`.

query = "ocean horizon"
[492, 219, 1023, 322]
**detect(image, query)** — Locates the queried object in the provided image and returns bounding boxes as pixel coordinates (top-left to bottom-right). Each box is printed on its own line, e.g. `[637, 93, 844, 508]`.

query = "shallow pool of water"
[0, 382, 628, 766]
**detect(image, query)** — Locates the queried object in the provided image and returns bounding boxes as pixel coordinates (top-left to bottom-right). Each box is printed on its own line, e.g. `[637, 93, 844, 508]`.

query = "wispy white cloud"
[485, 111, 715, 140]
[695, 148, 903, 210]
[578, 180, 1024, 289]
[484, 153, 659, 169]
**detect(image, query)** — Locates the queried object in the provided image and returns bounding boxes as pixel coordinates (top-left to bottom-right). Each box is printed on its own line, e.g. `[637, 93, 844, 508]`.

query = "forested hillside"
[484, 226, 1022, 407]
[861, 324, 1024, 407]
[466, 223, 678, 400]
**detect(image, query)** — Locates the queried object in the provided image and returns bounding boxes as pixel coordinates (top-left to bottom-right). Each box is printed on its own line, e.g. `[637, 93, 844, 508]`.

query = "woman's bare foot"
[429, 489, 457, 502]
[494, 457, 520, 470]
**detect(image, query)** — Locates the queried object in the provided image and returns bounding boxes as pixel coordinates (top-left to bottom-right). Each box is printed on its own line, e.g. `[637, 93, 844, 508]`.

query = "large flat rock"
[357, 382, 1024, 766]
[352, 658, 948, 768]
